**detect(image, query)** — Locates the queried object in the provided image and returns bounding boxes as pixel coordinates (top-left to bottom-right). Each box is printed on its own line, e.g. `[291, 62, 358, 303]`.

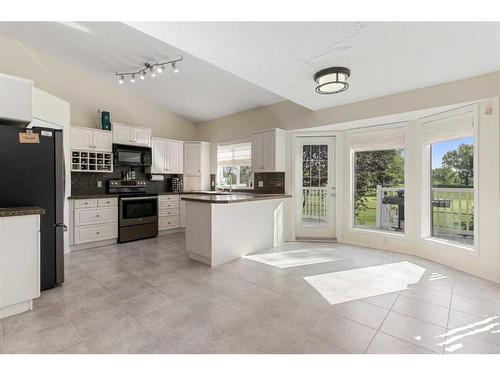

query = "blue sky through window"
[431, 136, 474, 169]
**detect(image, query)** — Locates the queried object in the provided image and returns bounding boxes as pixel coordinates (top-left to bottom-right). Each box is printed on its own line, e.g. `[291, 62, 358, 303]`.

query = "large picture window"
[217, 142, 253, 189]
[421, 108, 475, 247]
[350, 126, 406, 233]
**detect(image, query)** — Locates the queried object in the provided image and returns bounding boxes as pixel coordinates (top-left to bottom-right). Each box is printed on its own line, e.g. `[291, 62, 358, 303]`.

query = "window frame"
[348, 123, 409, 236]
[215, 139, 254, 189]
[419, 104, 479, 252]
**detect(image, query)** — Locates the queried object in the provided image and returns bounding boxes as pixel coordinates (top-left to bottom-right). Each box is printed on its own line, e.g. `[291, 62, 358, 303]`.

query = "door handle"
[55, 223, 68, 232]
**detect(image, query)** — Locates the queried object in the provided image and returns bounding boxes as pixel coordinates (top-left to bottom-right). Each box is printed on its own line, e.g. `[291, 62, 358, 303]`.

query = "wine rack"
[71, 150, 113, 173]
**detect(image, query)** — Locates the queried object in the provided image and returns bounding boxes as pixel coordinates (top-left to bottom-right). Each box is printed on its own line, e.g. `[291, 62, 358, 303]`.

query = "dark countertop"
[68, 194, 120, 200]
[70, 191, 248, 199]
[0, 206, 45, 217]
[181, 194, 292, 204]
[69, 191, 278, 199]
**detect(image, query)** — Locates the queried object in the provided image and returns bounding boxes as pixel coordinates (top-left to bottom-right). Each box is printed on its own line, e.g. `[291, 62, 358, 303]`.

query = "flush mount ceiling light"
[314, 67, 350, 95]
[115, 56, 182, 84]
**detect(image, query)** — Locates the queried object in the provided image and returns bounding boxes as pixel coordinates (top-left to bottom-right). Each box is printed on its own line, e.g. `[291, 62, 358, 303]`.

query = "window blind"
[217, 142, 252, 166]
[349, 125, 406, 152]
[420, 110, 474, 144]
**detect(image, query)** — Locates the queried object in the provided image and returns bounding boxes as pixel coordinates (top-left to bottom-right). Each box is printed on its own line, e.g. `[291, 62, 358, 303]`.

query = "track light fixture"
[115, 56, 183, 84]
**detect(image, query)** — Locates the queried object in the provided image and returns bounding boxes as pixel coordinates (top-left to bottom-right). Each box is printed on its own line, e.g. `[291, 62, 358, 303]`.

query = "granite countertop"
[69, 191, 280, 199]
[181, 193, 292, 204]
[68, 194, 120, 200]
[0, 207, 45, 217]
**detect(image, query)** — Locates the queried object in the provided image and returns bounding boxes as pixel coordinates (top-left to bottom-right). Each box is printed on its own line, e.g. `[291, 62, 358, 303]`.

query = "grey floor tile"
[286, 333, 350, 354]
[392, 295, 450, 328]
[366, 332, 434, 354]
[229, 320, 307, 353]
[116, 289, 178, 318]
[56, 342, 91, 354]
[380, 311, 446, 353]
[327, 300, 389, 329]
[400, 284, 452, 308]
[57, 288, 113, 318]
[3, 321, 81, 354]
[311, 312, 377, 353]
[6, 233, 500, 354]
[32, 290, 60, 311]
[443, 335, 500, 354]
[70, 304, 135, 341]
[83, 318, 157, 354]
[1, 304, 67, 340]
[359, 292, 400, 310]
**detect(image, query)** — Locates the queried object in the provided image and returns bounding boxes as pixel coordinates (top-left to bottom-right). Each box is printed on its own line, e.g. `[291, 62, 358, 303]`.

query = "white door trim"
[292, 135, 337, 239]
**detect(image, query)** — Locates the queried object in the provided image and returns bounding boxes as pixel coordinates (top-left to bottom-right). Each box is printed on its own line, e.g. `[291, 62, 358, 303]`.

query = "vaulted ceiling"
[1, 22, 499, 123]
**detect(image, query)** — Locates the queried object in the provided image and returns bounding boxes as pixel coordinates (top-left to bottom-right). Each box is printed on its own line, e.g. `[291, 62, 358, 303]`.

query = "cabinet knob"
[96, 214, 100, 217]
[96, 231, 100, 235]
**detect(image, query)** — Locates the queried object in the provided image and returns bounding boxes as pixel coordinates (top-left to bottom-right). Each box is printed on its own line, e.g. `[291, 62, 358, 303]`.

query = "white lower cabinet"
[74, 223, 118, 244]
[158, 195, 181, 231]
[74, 207, 117, 226]
[71, 198, 118, 247]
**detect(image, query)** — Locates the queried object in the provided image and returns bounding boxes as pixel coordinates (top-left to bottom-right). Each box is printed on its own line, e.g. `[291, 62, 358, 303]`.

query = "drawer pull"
[96, 214, 100, 217]
[96, 231, 100, 235]
[84, 202, 88, 205]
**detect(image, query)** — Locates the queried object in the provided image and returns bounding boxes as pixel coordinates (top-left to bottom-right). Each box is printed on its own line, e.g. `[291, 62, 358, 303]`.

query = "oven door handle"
[120, 196, 158, 201]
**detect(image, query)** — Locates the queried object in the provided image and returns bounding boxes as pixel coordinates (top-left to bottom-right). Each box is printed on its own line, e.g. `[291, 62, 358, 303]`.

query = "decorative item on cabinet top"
[71, 126, 113, 173]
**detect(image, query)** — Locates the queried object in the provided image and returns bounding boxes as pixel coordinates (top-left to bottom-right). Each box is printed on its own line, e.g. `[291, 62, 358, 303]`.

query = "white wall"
[337, 99, 500, 283]
[198, 73, 500, 284]
[0, 33, 198, 141]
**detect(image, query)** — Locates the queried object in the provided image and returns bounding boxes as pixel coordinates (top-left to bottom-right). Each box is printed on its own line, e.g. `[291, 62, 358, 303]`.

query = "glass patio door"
[294, 137, 336, 239]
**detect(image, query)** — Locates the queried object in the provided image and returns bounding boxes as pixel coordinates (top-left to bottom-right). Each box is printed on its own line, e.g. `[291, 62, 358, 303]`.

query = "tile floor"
[2, 233, 500, 354]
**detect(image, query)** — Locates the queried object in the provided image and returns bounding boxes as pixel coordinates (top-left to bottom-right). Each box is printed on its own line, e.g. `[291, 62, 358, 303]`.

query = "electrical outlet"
[97, 181, 102, 188]
[258, 180, 264, 188]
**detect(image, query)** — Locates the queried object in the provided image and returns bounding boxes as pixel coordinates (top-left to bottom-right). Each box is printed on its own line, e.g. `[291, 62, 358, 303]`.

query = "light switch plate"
[97, 181, 102, 188]
[258, 180, 264, 188]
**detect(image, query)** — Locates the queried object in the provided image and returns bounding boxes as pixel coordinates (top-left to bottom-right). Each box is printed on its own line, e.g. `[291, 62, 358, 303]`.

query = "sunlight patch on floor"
[303, 261, 426, 305]
[244, 248, 341, 268]
[439, 316, 500, 352]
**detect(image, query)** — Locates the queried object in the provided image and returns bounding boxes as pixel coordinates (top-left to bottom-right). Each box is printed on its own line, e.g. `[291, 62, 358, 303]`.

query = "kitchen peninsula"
[182, 193, 291, 266]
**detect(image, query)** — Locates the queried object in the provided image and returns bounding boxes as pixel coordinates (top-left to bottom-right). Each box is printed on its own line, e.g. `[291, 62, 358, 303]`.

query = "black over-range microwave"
[113, 144, 152, 167]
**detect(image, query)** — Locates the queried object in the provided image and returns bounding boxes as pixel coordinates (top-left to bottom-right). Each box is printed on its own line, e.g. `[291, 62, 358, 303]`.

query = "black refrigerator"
[0, 124, 65, 290]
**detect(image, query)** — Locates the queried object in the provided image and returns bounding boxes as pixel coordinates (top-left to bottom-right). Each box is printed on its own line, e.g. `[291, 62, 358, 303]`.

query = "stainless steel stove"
[108, 180, 158, 243]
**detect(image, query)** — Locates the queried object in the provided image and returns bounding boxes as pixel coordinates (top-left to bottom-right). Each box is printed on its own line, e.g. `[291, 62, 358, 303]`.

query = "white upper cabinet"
[133, 128, 152, 147]
[151, 138, 167, 174]
[167, 140, 184, 174]
[32, 87, 68, 127]
[112, 122, 151, 147]
[251, 129, 286, 172]
[92, 130, 113, 152]
[71, 127, 112, 152]
[151, 138, 184, 174]
[71, 127, 93, 151]
[184, 142, 202, 175]
[0, 73, 33, 125]
[113, 123, 134, 145]
[183, 142, 210, 191]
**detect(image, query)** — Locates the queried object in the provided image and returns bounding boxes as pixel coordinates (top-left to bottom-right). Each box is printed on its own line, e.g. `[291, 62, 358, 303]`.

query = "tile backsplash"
[71, 166, 181, 195]
[253, 172, 285, 194]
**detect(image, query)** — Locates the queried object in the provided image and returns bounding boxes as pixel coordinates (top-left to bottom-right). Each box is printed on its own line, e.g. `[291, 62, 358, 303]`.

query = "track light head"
[130, 74, 136, 83]
[139, 71, 146, 80]
[156, 65, 163, 74]
[118, 75, 124, 84]
[150, 67, 156, 78]
[172, 62, 179, 74]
